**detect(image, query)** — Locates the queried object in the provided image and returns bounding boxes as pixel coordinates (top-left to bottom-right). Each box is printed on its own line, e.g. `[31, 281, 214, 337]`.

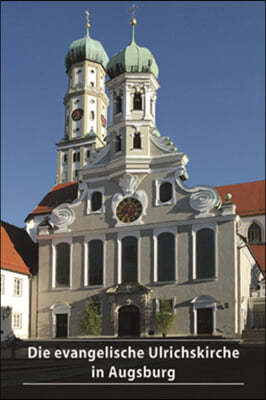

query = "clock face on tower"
[116, 197, 143, 223]
[71, 108, 83, 121]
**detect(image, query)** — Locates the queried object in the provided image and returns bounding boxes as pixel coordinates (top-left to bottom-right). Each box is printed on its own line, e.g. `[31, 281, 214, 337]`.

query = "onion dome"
[107, 17, 159, 80]
[65, 14, 109, 72]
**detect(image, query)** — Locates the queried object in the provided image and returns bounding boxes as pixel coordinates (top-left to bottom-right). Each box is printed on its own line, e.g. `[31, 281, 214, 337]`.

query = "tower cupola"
[107, 17, 158, 79]
[65, 16, 109, 72]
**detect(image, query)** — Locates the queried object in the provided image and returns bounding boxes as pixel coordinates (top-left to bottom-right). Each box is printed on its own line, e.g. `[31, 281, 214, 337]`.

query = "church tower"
[56, 11, 109, 184]
[106, 13, 159, 161]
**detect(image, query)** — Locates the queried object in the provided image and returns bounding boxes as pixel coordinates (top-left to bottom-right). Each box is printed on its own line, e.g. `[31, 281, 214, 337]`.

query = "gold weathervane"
[130, 3, 138, 26]
[85, 9, 90, 30]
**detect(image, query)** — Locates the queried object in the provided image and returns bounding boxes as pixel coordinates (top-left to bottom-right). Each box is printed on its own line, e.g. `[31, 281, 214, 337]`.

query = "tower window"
[91, 191, 103, 212]
[90, 82, 94, 87]
[133, 132, 141, 149]
[63, 154, 68, 164]
[133, 93, 142, 110]
[248, 223, 262, 243]
[115, 135, 122, 152]
[89, 111, 95, 121]
[86, 149, 90, 159]
[73, 152, 80, 162]
[159, 182, 173, 203]
[115, 95, 122, 114]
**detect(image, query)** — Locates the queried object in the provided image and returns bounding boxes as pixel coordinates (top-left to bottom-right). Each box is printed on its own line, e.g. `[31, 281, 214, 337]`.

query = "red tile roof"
[250, 244, 265, 272]
[216, 180, 265, 216]
[25, 181, 78, 221]
[1, 224, 31, 275]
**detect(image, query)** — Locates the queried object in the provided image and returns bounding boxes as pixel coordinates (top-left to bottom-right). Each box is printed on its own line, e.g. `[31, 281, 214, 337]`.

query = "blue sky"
[1, 1, 265, 228]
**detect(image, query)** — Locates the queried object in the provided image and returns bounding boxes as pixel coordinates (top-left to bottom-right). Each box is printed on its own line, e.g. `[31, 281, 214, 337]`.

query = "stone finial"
[225, 193, 232, 203]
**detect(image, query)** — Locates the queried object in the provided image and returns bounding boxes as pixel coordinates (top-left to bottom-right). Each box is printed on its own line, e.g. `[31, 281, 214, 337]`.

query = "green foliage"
[80, 298, 102, 336]
[155, 298, 176, 337]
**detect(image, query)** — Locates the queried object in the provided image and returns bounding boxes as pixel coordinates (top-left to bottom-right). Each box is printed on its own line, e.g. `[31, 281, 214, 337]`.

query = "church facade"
[27, 13, 262, 339]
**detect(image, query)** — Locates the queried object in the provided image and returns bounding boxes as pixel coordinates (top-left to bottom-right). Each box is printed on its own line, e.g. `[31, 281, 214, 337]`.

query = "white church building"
[24, 11, 265, 339]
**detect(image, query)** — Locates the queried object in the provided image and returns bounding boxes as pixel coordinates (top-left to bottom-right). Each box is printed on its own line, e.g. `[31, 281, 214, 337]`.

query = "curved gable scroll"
[175, 168, 222, 218]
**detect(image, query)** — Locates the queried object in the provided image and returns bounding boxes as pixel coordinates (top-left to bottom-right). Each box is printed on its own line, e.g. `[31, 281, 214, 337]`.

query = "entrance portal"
[118, 305, 140, 337]
[56, 313, 68, 338]
[197, 308, 213, 334]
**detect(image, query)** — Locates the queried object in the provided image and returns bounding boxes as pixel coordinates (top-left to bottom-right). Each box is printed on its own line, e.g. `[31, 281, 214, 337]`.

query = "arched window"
[122, 236, 138, 283]
[248, 223, 262, 244]
[88, 240, 103, 285]
[73, 152, 80, 162]
[91, 192, 102, 212]
[89, 110, 95, 121]
[133, 132, 141, 149]
[55, 243, 70, 288]
[196, 228, 215, 279]
[115, 135, 122, 152]
[133, 92, 142, 110]
[158, 233, 175, 281]
[159, 182, 173, 203]
[116, 95, 122, 114]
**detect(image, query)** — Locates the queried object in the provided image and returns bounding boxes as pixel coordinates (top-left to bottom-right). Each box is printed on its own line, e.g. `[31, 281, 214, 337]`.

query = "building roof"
[216, 180, 265, 216]
[25, 181, 78, 221]
[1, 221, 37, 275]
[250, 244, 265, 272]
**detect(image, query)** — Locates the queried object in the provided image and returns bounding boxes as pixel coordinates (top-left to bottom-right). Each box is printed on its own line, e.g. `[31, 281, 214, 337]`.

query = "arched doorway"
[118, 305, 140, 337]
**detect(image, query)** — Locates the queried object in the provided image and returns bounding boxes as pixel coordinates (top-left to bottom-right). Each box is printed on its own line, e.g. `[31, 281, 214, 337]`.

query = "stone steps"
[241, 329, 265, 344]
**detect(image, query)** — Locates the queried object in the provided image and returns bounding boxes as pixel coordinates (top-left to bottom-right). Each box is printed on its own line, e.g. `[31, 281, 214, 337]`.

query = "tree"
[155, 298, 176, 337]
[80, 298, 102, 336]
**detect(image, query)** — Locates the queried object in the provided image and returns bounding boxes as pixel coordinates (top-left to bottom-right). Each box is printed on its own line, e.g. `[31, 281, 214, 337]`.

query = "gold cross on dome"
[131, 4, 136, 18]
[130, 3, 138, 19]
[130, 4, 138, 26]
[85, 9, 90, 29]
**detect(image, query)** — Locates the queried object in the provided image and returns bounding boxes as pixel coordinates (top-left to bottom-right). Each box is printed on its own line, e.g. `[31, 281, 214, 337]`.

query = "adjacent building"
[0, 221, 37, 341]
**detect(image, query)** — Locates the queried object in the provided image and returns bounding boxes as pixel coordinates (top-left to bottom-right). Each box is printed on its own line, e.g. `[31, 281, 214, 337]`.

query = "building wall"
[36, 215, 238, 338]
[1, 269, 30, 340]
[238, 244, 254, 332]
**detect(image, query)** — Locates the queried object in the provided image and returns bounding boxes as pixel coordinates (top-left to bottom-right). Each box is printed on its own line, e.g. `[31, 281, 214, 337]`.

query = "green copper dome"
[107, 28, 159, 80]
[65, 29, 109, 72]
